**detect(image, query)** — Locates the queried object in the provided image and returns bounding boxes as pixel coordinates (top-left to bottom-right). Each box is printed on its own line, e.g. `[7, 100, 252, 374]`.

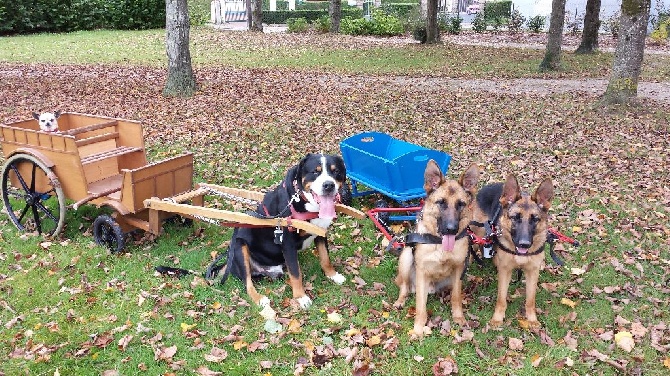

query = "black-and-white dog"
[33, 111, 61, 132]
[212, 153, 348, 309]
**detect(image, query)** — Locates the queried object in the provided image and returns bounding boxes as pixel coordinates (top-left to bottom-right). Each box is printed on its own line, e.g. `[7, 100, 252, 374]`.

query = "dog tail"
[205, 228, 237, 284]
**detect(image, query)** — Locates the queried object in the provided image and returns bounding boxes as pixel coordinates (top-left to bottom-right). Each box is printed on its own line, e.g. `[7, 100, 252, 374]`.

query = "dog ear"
[459, 163, 480, 193]
[500, 174, 521, 207]
[423, 159, 444, 194]
[32, 112, 40, 120]
[54, 111, 61, 118]
[532, 178, 554, 211]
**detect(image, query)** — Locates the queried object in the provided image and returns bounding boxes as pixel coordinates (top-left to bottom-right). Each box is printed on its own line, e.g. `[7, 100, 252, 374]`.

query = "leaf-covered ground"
[0, 29, 669, 375]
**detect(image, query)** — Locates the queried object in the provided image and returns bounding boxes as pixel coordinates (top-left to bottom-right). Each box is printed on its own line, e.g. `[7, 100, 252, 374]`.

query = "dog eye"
[530, 215, 540, 224]
[456, 200, 466, 210]
[435, 199, 446, 206]
[512, 213, 522, 222]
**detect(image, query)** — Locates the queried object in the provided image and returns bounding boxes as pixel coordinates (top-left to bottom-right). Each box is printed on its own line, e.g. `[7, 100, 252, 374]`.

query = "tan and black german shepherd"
[393, 160, 480, 336]
[472, 174, 553, 327]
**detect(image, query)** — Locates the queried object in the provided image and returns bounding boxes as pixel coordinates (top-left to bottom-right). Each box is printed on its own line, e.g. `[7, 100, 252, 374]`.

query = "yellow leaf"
[561, 298, 577, 308]
[180, 322, 196, 333]
[663, 357, 670, 368]
[517, 319, 530, 329]
[614, 331, 635, 352]
[233, 340, 247, 350]
[382, 311, 390, 319]
[345, 328, 360, 337]
[287, 319, 302, 333]
[531, 354, 542, 367]
[211, 301, 222, 310]
[572, 226, 582, 233]
[366, 335, 381, 347]
[570, 267, 586, 276]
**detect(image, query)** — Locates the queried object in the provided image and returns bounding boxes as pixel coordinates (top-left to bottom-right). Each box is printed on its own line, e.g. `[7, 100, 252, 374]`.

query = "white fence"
[211, 0, 247, 24]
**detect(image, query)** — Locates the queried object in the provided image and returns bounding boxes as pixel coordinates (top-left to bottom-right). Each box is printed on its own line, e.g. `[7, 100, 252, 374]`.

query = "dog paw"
[328, 272, 346, 285]
[410, 325, 431, 338]
[528, 320, 541, 329]
[392, 299, 405, 309]
[452, 316, 466, 325]
[489, 319, 503, 328]
[296, 295, 312, 309]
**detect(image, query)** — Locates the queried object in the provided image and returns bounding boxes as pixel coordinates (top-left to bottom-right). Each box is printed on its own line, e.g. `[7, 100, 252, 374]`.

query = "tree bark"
[246, 0, 252, 30]
[576, 0, 601, 54]
[250, 0, 263, 32]
[540, 0, 567, 71]
[425, 0, 439, 44]
[601, 0, 651, 105]
[164, 0, 196, 98]
[329, 0, 342, 33]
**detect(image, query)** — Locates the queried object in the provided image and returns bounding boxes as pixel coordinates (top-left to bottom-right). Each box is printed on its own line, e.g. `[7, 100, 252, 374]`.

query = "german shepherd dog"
[393, 161, 480, 336]
[472, 174, 553, 327]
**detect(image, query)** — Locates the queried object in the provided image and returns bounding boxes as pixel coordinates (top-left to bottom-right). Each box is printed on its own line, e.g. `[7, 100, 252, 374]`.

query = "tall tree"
[601, 0, 651, 105]
[329, 0, 342, 33]
[575, 0, 602, 54]
[164, 0, 196, 97]
[540, 0, 567, 71]
[250, 0, 263, 32]
[425, 0, 439, 44]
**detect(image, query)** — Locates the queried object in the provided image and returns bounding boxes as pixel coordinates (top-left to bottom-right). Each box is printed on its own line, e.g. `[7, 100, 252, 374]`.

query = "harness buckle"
[273, 222, 283, 245]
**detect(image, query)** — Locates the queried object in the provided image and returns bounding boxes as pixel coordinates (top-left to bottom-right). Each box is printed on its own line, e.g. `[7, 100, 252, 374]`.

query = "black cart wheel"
[1, 154, 66, 237]
[93, 215, 125, 253]
[374, 199, 391, 223]
[339, 181, 353, 206]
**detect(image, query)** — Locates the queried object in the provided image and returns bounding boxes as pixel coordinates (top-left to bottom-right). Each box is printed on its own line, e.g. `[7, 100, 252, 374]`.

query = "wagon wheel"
[339, 181, 353, 206]
[93, 215, 125, 253]
[1, 154, 66, 237]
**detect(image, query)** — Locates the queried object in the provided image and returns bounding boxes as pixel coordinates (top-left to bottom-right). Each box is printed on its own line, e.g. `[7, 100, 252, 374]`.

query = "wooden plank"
[81, 146, 142, 164]
[75, 132, 119, 147]
[198, 183, 265, 201]
[197, 183, 366, 218]
[63, 120, 118, 136]
[143, 198, 327, 237]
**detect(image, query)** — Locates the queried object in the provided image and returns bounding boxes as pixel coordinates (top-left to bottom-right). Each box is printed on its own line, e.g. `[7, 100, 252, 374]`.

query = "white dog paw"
[297, 295, 312, 309]
[329, 272, 346, 285]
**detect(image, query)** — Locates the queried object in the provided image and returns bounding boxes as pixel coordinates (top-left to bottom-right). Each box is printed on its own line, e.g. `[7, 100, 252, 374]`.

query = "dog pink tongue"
[318, 195, 337, 219]
[442, 235, 455, 252]
[517, 247, 529, 254]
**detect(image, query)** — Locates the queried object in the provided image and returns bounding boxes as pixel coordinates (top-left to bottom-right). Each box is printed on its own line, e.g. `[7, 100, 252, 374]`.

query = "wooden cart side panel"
[117, 120, 144, 149]
[120, 153, 194, 213]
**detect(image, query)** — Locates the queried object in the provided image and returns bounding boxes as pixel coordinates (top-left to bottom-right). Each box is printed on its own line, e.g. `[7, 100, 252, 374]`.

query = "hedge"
[0, 0, 165, 35]
[263, 8, 363, 24]
[484, 0, 512, 22]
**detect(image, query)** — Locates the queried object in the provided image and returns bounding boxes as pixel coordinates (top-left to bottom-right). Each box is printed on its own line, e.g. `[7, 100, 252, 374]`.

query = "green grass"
[1, 27, 668, 80]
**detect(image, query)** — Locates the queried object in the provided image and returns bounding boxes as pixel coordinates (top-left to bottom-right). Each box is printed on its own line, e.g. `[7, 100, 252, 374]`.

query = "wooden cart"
[0, 112, 197, 252]
[1, 112, 366, 252]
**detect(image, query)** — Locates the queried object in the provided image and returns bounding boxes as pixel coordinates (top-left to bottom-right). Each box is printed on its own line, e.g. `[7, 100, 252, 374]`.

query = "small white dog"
[33, 111, 61, 132]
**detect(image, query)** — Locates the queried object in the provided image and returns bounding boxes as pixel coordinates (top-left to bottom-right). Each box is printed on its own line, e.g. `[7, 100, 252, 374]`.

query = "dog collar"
[405, 229, 468, 247]
[493, 237, 545, 257]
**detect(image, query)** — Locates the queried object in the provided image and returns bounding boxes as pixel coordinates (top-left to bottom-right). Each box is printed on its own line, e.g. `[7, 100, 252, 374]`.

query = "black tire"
[93, 215, 125, 253]
[374, 199, 391, 223]
[339, 181, 353, 206]
[1, 154, 66, 237]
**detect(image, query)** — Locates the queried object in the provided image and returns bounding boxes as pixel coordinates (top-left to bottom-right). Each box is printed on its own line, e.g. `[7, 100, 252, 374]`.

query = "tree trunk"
[575, 0, 601, 54]
[250, 0, 263, 32]
[246, 0, 252, 30]
[329, 0, 342, 33]
[601, 0, 651, 105]
[425, 0, 439, 44]
[164, 0, 196, 97]
[539, 0, 567, 71]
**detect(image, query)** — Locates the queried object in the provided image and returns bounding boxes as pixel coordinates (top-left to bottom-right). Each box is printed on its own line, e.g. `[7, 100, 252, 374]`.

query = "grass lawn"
[0, 27, 669, 376]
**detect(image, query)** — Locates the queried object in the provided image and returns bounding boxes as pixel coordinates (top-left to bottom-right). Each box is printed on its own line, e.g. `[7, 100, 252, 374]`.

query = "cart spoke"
[5, 187, 24, 199]
[30, 162, 37, 192]
[35, 200, 59, 223]
[32, 205, 42, 234]
[17, 203, 31, 223]
[10, 164, 31, 193]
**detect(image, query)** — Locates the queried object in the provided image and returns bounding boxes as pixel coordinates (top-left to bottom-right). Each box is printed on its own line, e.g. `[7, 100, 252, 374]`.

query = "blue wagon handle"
[339, 131, 452, 203]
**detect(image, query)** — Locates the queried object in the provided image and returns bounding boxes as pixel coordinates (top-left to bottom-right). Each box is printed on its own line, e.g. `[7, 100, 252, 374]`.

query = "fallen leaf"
[508, 337, 524, 350]
[327, 312, 342, 323]
[615, 331, 635, 352]
[561, 298, 577, 308]
[432, 356, 458, 376]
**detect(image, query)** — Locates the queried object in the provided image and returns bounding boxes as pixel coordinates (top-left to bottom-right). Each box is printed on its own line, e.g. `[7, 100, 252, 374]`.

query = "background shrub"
[340, 9, 403, 36]
[313, 14, 331, 33]
[507, 9, 525, 33]
[438, 14, 462, 35]
[286, 17, 310, 33]
[472, 12, 487, 33]
[527, 15, 545, 33]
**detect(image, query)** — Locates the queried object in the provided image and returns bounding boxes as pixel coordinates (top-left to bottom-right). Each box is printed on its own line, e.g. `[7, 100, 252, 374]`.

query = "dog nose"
[517, 239, 532, 249]
[322, 181, 335, 194]
[442, 221, 459, 235]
